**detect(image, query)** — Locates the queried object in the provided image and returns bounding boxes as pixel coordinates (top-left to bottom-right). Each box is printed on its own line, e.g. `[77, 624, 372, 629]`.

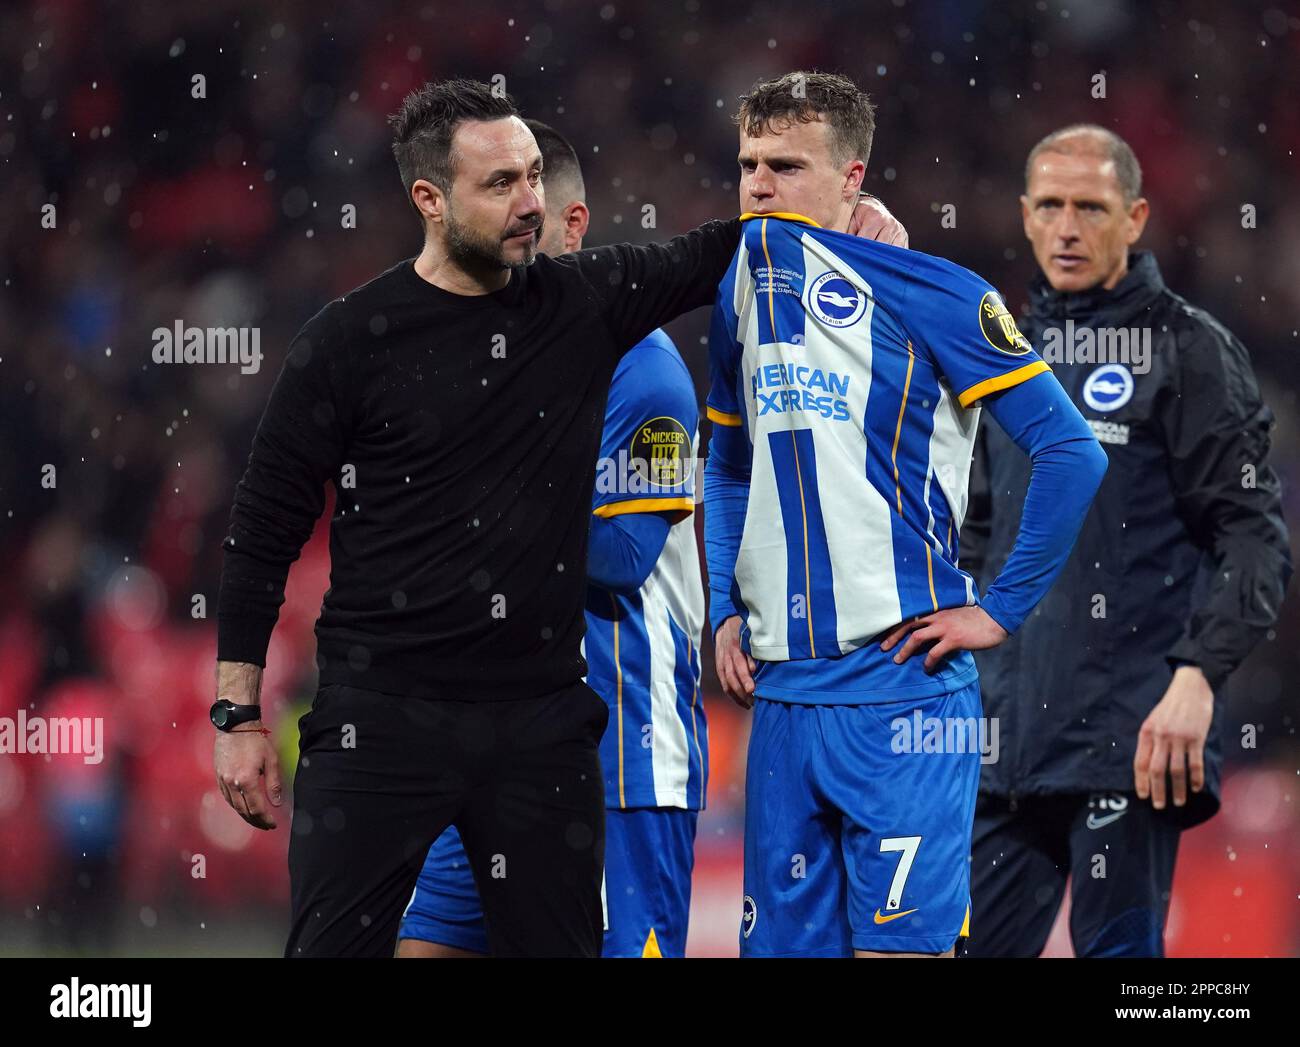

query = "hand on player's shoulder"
[850, 194, 909, 248]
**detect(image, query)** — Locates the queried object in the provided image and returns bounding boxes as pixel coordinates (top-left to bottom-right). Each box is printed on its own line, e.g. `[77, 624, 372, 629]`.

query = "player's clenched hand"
[215, 727, 283, 830]
[715, 615, 757, 709]
[849, 193, 909, 248]
[879, 606, 1008, 673]
[1133, 666, 1213, 810]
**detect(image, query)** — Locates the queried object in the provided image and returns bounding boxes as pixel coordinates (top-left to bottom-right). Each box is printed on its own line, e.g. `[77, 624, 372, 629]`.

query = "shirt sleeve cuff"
[709, 592, 740, 640]
[592, 496, 694, 522]
[216, 614, 277, 667]
[977, 588, 1024, 636]
[957, 360, 1051, 408]
[1166, 638, 1227, 691]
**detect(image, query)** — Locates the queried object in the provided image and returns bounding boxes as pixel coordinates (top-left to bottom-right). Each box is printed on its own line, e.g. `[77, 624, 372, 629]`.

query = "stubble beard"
[445, 205, 540, 273]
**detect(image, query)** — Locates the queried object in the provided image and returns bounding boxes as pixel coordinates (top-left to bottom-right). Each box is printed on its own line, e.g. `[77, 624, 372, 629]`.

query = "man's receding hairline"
[1026, 124, 1142, 201]
[1028, 142, 1124, 195]
[448, 114, 535, 151]
[445, 116, 541, 179]
[1034, 128, 1114, 164]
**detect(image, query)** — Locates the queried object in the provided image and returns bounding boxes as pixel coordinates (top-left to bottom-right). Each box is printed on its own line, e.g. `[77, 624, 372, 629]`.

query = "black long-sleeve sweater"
[216, 218, 741, 700]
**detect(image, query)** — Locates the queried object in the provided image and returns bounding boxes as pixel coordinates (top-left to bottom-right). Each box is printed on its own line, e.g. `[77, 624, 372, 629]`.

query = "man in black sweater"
[210, 80, 743, 957]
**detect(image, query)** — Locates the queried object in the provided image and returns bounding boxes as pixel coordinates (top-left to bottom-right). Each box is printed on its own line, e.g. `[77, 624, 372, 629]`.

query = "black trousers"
[962, 791, 1181, 958]
[285, 681, 608, 957]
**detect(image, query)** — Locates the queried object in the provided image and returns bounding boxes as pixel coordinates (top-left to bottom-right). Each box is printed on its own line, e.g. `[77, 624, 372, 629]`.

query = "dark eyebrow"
[1034, 194, 1110, 210]
[482, 150, 543, 184]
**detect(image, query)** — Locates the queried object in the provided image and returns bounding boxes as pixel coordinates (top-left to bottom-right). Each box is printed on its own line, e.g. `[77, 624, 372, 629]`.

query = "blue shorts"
[399, 807, 699, 957]
[741, 682, 983, 956]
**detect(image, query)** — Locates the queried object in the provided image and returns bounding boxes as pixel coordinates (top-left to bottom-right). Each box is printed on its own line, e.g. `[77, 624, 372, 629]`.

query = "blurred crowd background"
[2, 0, 1297, 956]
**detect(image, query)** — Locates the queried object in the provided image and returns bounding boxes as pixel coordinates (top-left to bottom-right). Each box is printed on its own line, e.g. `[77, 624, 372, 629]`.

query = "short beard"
[445, 205, 540, 272]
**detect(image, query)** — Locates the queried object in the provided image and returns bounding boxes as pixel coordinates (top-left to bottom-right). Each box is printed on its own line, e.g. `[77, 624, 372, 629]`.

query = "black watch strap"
[210, 699, 262, 732]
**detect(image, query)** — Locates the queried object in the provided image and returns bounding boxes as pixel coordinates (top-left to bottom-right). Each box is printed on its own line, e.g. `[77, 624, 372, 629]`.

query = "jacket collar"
[1027, 250, 1165, 326]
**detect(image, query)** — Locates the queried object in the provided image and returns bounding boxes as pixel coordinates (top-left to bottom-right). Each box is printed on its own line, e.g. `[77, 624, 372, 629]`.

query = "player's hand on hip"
[879, 606, 1008, 673]
[1134, 665, 1213, 810]
[714, 615, 757, 709]
[849, 193, 909, 247]
[215, 726, 283, 830]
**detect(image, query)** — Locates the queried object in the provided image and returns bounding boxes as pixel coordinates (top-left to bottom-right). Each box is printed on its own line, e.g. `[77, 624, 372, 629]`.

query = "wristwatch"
[210, 699, 263, 732]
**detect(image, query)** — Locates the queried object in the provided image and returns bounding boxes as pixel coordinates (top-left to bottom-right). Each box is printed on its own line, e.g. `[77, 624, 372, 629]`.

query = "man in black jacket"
[961, 124, 1291, 957]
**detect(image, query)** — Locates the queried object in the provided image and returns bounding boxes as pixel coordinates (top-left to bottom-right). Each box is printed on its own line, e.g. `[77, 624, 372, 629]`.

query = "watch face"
[211, 703, 231, 729]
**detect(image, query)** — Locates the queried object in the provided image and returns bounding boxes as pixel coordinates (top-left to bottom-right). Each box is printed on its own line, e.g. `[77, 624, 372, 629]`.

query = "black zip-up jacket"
[962, 251, 1291, 826]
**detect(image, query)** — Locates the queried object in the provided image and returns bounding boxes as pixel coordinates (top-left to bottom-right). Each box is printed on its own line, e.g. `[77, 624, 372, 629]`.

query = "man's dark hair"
[389, 79, 519, 208]
[1025, 124, 1143, 203]
[524, 119, 585, 204]
[734, 71, 876, 168]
